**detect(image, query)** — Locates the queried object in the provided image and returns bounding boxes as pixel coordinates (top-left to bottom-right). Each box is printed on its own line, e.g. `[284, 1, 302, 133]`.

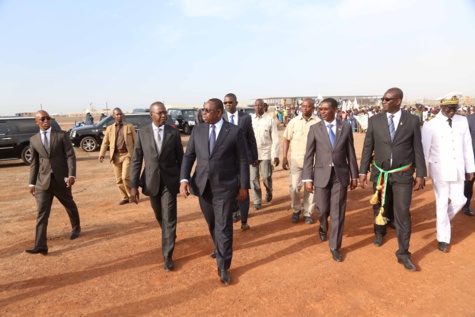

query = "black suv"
[0, 117, 62, 165]
[69, 113, 176, 152]
[167, 108, 198, 135]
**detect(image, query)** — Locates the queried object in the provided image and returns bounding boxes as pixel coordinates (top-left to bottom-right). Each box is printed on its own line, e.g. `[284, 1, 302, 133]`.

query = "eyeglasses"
[202, 108, 217, 113]
[151, 111, 167, 116]
[39, 116, 51, 122]
[380, 98, 398, 102]
[224, 101, 234, 105]
[444, 106, 459, 112]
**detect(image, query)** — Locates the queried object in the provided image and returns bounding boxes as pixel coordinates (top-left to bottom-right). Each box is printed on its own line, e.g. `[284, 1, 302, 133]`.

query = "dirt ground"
[1, 118, 474, 316]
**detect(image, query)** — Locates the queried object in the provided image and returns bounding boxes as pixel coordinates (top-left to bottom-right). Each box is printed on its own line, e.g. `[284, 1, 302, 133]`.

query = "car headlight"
[71, 131, 77, 138]
[188, 121, 195, 126]
[174, 120, 179, 125]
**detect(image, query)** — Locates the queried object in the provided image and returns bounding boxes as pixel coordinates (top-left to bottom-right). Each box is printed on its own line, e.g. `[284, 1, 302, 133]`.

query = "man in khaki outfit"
[283, 98, 320, 224]
[99, 107, 137, 205]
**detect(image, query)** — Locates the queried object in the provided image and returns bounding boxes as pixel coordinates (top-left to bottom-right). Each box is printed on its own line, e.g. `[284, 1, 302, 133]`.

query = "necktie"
[230, 114, 235, 125]
[42, 131, 50, 154]
[389, 115, 395, 142]
[155, 128, 162, 155]
[448, 118, 452, 128]
[209, 124, 216, 154]
[327, 124, 335, 148]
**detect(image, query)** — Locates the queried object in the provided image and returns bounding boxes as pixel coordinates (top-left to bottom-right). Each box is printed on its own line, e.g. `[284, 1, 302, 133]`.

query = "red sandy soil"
[0, 119, 474, 316]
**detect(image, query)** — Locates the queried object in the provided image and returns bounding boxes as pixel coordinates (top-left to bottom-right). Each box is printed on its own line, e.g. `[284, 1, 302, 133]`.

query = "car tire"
[183, 124, 191, 135]
[81, 136, 98, 152]
[21, 145, 32, 165]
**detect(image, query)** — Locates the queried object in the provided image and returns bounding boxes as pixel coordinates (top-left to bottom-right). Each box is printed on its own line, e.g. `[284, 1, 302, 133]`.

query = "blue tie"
[230, 114, 235, 125]
[389, 115, 395, 142]
[209, 124, 216, 154]
[328, 124, 335, 148]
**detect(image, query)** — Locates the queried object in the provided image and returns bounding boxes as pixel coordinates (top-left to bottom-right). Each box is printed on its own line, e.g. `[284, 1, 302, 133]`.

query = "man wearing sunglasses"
[25, 110, 81, 255]
[359, 88, 426, 271]
[422, 95, 475, 253]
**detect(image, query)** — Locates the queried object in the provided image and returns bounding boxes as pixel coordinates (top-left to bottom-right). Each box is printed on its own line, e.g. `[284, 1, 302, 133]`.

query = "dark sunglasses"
[223, 101, 234, 105]
[39, 116, 52, 122]
[380, 98, 398, 102]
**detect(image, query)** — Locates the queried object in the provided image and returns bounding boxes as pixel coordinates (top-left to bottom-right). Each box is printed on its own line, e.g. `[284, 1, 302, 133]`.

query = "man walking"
[26, 110, 81, 255]
[129, 102, 183, 270]
[99, 108, 136, 205]
[359, 87, 426, 271]
[250, 99, 280, 210]
[283, 98, 320, 224]
[422, 95, 475, 252]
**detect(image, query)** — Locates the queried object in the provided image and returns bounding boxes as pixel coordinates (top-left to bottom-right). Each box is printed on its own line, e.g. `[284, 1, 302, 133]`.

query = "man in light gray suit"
[130, 102, 183, 271]
[303, 98, 358, 262]
[26, 110, 81, 255]
[180, 98, 249, 286]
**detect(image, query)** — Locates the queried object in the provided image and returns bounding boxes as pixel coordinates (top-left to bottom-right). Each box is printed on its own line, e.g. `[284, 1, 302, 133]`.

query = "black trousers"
[34, 178, 80, 247]
[373, 176, 412, 260]
[199, 182, 234, 270]
[463, 178, 475, 209]
[149, 179, 177, 259]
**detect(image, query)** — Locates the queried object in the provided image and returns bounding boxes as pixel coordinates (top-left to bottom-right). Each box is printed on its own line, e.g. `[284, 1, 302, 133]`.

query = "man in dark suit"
[129, 102, 184, 271]
[180, 98, 249, 286]
[359, 87, 426, 271]
[462, 112, 475, 216]
[26, 110, 81, 255]
[223, 93, 258, 231]
[303, 98, 358, 262]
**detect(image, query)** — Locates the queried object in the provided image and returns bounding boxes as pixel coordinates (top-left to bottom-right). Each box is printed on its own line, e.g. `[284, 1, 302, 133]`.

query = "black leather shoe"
[292, 211, 300, 223]
[25, 247, 48, 255]
[164, 257, 174, 271]
[398, 258, 416, 271]
[210, 249, 217, 259]
[374, 233, 383, 247]
[330, 248, 342, 262]
[70, 228, 81, 240]
[233, 211, 241, 223]
[266, 193, 273, 203]
[241, 223, 250, 231]
[438, 242, 449, 253]
[119, 199, 129, 205]
[462, 207, 475, 216]
[318, 227, 327, 241]
[387, 220, 396, 229]
[218, 269, 231, 285]
[304, 216, 314, 224]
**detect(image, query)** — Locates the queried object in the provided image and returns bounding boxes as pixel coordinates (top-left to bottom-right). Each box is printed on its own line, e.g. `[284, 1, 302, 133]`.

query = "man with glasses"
[25, 110, 81, 255]
[129, 102, 183, 271]
[251, 99, 280, 210]
[180, 98, 249, 286]
[359, 87, 426, 271]
[222, 93, 258, 231]
[422, 95, 475, 253]
[99, 107, 137, 205]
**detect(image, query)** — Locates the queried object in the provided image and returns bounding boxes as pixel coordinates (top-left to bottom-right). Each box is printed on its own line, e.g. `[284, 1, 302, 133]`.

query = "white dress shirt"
[227, 112, 239, 125]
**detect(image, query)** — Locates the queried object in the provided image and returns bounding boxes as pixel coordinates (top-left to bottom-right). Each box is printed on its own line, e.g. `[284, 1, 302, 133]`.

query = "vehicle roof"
[0, 117, 58, 120]
[168, 108, 197, 110]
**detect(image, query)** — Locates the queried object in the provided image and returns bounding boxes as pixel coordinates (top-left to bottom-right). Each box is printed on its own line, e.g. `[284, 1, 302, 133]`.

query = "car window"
[14, 119, 39, 134]
[0, 122, 9, 135]
[182, 110, 196, 118]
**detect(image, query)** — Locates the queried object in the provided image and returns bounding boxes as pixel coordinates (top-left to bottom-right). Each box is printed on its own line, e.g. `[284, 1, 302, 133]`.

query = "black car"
[69, 113, 176, 152]
[0, 117, 62, 165]
[167, 108, 198, 135]
[236, 106, 255, 116]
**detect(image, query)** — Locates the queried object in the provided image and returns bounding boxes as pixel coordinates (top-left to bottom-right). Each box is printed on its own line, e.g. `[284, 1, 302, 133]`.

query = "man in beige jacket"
[99, 107, 137, 205]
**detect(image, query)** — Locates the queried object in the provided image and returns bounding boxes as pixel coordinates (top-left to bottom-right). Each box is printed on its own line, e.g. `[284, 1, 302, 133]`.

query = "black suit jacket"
[223, 111, 258, 164]
[130, 124, 183, 196]
[360, 111, 426, 183]
[467, 113, 475, 157]
[29, 130, 76, 190]
[180, 120, 250, 198]
[302, 120, 358, 187]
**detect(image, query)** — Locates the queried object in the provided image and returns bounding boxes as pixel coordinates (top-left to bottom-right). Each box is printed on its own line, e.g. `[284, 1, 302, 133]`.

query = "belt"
[370, 162, 412, 225]
[116, 149, 128, 154]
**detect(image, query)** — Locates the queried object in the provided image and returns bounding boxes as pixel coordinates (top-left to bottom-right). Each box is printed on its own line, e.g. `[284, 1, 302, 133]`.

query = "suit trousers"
[250, 160, 273, 205]
[148, 179, 177, 258]
[112, 152, 131, 200]
[34, 176, 80, 247]
[314, 168, 347, 250]
[373, 175, 413, 259]
[289, 165, 314, 217]
[432, 178, 466, 244]
[463, 178, 474, 209]
[373, 183, 395, 236]
[199, 182, 234, 270]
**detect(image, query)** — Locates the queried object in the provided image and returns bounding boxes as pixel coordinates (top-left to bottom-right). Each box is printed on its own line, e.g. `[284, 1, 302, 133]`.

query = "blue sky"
[0, 0, 474, 115]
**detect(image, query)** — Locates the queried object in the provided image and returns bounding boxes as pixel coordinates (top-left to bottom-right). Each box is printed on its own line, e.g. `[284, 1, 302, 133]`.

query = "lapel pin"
[400, 122, 403, 125]
[338, 128, 341, 131]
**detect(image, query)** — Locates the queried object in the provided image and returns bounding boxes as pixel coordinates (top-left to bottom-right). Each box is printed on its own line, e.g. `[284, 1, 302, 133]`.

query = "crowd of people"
[25, 88, 475, 286]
